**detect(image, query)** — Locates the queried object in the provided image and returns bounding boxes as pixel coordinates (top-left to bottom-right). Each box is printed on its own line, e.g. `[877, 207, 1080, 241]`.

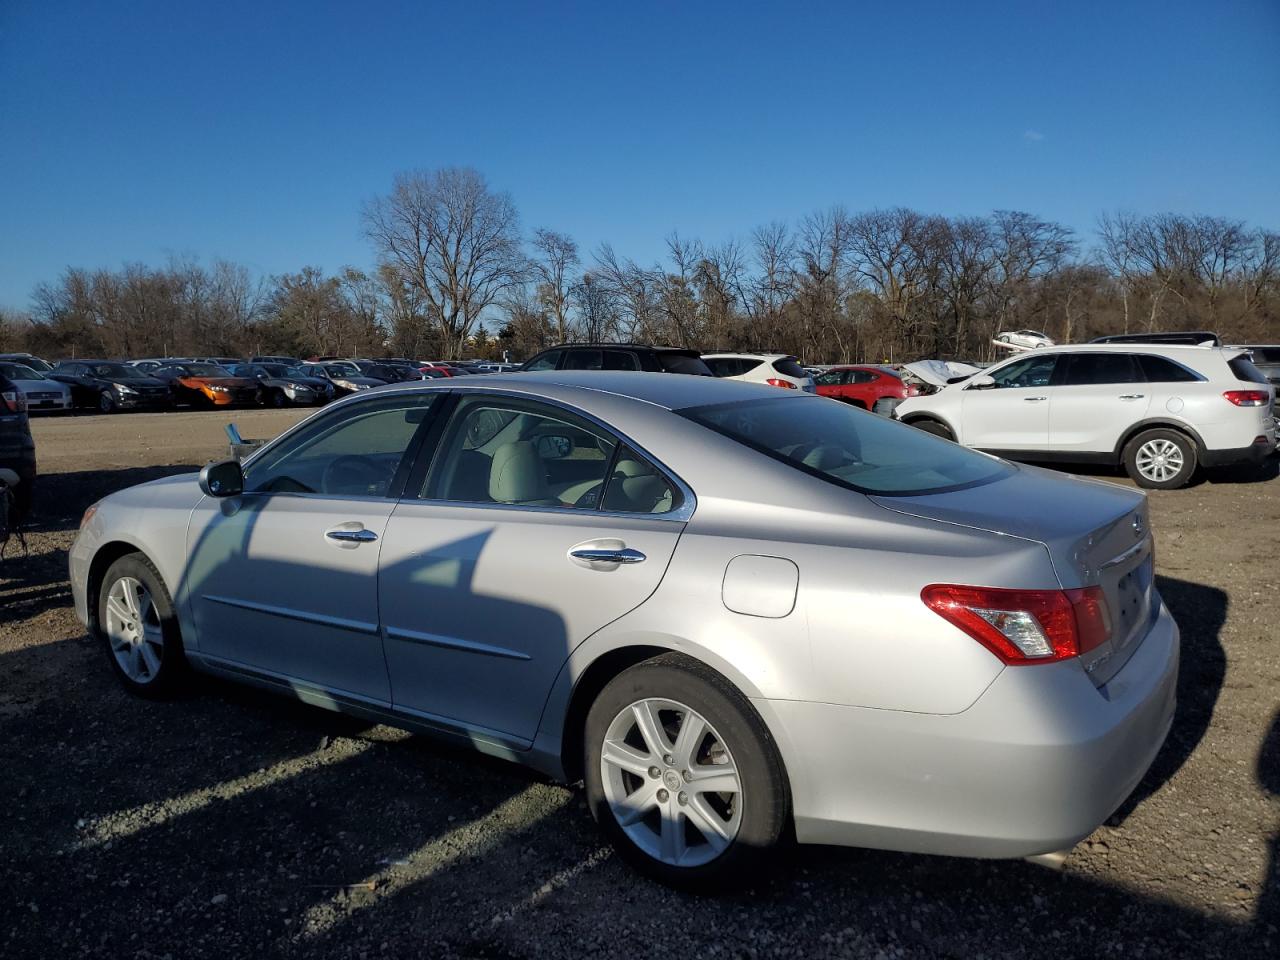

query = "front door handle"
[570, 548, 646, 564]
[1023, 396, 1048, 402]
[1118, 394, 1146, 401]
[326, 527, 378, 543]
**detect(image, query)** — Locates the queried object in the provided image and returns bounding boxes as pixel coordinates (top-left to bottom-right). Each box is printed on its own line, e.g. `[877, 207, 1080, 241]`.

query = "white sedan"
[995, 330, 1055, 349]
[0, 361, 72, 413]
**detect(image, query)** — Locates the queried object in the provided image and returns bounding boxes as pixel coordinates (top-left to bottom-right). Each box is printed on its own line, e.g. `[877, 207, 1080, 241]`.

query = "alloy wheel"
[600, 697, 743, 867]
[104, 576, 163, 683]
[1135, 438, 1185, 483]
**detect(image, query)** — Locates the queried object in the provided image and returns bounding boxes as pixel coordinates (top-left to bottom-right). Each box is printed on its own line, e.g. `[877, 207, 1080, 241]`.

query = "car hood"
[900, 359, 983, 387]
[109, 377, 169, 389]
[181, 376, 256, 388]
[336, 376, 385, 386]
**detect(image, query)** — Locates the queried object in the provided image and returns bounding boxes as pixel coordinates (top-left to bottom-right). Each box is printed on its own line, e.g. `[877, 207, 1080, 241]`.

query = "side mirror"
[199, 459, 244, 498]
[535, 434, 573, 459]
[965, 374, 996, 390]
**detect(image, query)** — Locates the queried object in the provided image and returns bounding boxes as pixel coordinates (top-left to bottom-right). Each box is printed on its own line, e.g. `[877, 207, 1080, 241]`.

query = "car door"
[1048, 353, 1150, 453]
[959, 353, 1059, 451]
[183, 392, 443, 705]
[377, 393, 689, 743]
[51, 363, 91, 406]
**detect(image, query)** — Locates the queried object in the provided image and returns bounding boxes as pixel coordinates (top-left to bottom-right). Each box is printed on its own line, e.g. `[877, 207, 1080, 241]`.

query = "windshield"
[680, 396, 1014, 496]
[89, 363, 149, 379]
[259, 364, 290, 377]
[2, 355, 52, 372]
[324, 365, 355, 378]
[0, 362, 44, 380]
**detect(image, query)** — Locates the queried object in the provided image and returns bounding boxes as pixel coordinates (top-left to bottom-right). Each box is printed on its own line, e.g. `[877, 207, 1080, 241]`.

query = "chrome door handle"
[1118, 394, 1145, 400]
[570, 548, 646, 564]
[326, 528, 378, 543]
[1023, 396, 1047, 402]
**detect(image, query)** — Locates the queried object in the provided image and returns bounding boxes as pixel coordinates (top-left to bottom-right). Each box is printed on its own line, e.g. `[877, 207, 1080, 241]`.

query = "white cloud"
[1023, 129, 1046, 142]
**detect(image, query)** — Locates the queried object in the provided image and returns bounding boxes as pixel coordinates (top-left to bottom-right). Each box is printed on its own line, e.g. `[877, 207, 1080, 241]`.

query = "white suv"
[702, 353, 816, 392]
[893, 344, 1276, 488]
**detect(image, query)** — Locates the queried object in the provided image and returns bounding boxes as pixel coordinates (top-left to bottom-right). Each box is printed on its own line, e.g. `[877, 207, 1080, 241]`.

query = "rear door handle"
[570, 548, 646, 564]
[326, 527, 378, 543]
[1118, 394, 1146, 401]
[1023, 396, 1047, 402]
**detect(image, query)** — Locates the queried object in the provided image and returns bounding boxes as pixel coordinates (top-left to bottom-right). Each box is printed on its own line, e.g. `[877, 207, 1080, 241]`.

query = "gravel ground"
[2, 410, 1278, 959]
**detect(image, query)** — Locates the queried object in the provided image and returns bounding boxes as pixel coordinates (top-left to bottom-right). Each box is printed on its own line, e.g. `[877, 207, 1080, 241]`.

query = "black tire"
[97, 553, 189, 699]
[1123, 428, 1197, 489]
[98, 390, 118, 414]
[271, 389, 288, 408]
[583, 653, 789, 890]
[909, 417, 955, 441]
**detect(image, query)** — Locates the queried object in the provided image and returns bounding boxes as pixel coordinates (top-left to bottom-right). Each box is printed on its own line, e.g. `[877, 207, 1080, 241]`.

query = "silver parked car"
[70, 372, 1179, 888]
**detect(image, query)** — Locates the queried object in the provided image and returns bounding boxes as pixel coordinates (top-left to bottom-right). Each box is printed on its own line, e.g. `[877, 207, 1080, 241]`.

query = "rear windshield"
[679, 397, 1014, 496]
[1229, 356, 1269, 384]
[656, 353, 713, 376]
[771, 357, 807, 378]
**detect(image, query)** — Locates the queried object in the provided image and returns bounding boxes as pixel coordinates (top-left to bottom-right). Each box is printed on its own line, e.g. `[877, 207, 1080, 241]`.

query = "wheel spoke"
[120, 583, 141, 619]
[630, 701, 670, 756]
[659, 807, 687, 863]
[683, 795, 732, 848]
[601, 738, 652, 777]
[139, 642, 161, 677]
[672, 712, 706, 768]
[684, 766, 739, 796]
[613, 780, 660, 826]
[105, 597, 132, 624]
[127, 645, 143, 679]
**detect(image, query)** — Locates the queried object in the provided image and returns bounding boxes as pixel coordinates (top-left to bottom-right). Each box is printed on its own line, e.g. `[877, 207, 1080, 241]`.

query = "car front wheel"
[98, 390, 118, 414]
[98, 553, 188, 698]
[1123, 428, 1197, 489]
[584, 653, 788, 890]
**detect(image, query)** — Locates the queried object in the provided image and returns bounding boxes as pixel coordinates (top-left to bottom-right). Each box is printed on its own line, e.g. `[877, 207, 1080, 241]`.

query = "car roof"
[702, 352, 793, 360]
[1001, 343, 1239, 358]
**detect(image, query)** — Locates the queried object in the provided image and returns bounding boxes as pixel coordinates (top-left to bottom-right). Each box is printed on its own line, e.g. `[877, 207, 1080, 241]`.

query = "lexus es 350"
[70, 372, 1178, 888]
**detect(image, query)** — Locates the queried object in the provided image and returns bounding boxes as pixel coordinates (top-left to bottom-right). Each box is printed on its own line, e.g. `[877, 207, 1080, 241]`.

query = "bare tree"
[364, 167, 526, 359]
[531, 229, 579, 344]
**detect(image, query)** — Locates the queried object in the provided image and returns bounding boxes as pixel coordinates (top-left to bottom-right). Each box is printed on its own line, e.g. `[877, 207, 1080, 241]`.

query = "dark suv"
[0, 369, 36, 515]
[519, 344, 713, 376]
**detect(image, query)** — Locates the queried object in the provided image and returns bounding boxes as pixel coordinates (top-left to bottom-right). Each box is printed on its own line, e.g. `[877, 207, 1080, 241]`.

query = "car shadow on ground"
[1041, 453, 1278, 488]
[28, 464, 202, 533]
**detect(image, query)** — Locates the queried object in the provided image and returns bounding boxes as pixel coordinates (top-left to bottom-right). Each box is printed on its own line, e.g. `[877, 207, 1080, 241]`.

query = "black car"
[228, 363, 334, 406]
[296, 363, 388, 396]
[519, 344, 714, 376]
[0, 369, 36, 517]
[352, 361, 425, 383]
[50, 360, 174, 413]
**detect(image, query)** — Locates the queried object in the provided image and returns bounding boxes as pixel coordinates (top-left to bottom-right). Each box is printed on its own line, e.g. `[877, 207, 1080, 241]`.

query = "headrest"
[489, 441, 549, 503]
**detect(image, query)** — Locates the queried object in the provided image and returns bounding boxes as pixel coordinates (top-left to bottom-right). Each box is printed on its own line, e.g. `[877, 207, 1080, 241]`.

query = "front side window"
[603, 350, 641, 371]
[563, 349, 604, 371]
[985, 354, 1057, 389]
[815, 369, 845, 386]
[681, 396, 1013, 496]
[245, 394, 440, 497]
[1059, 353, 1142, 385]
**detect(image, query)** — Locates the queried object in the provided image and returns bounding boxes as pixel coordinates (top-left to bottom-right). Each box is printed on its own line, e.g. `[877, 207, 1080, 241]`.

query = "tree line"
[2, 166, 1277, 363]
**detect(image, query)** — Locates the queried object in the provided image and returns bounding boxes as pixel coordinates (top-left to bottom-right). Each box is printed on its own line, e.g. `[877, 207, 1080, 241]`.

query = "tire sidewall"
[583, 655, 788, 890]
[912, 418, 955, 441]
[97, 554, 187, 698]
[1124, 428, 1197, 489]
[99, 391, 117, 414]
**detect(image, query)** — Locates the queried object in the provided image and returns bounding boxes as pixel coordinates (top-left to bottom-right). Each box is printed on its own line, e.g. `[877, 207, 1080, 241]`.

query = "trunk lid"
[870, 464, 1155, 685]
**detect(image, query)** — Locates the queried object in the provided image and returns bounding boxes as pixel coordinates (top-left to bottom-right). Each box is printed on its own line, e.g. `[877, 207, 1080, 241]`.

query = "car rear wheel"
[98, 390, 117, 414]
[98, 553, 188, 698]
[909, 417, 955, 441]
[1124, 429, 1197, 489]
[584, 653, 788, 890]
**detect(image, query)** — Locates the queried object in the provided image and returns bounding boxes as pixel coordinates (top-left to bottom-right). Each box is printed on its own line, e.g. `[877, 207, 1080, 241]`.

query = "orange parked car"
[153, 362, 260, 408]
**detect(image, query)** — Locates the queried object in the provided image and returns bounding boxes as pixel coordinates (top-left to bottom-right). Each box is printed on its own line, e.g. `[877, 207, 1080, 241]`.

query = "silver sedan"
[70, 372, 1178, 888]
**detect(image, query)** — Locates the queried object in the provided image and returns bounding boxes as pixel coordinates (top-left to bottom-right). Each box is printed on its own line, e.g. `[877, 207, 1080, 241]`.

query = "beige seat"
[489, 441, 558, 506]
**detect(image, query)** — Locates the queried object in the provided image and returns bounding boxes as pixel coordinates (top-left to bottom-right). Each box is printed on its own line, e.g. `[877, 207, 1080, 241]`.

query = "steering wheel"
[322, 455, 388, 495]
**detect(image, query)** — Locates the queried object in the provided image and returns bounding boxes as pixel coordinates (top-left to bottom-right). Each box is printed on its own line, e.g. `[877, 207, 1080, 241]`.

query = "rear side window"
[1137, 355, 1200, 383]
[1059, 353, 1142, 385]
[656, 353, 713, 376]
[681, 396, 1013, 496]
[1229, 356, 1269, 384]
[771, 357, 807, 378]
[603, 350, 640, 371]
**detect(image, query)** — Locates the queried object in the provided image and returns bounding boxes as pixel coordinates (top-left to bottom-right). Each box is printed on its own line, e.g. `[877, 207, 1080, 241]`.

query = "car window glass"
[1137, 355, 1199, 382]
[1061, 353, 1142, 385]
[525, 350, 561, 371]
[656, 354, 714, 375]
[771, 357, 806, 378]
[815, 370, 842, 386]
[424, 397, 619, 508]
[600, 445, 680, 515]
[603, 350, 640, 371]
[987, 355, 1057, 388]
[682, 396, 1013, 496]
[244, 394, 439, 497]
[1228, 356, 1269, 384]
[562, 349, 603, 371]
[0, 363, 43, 380]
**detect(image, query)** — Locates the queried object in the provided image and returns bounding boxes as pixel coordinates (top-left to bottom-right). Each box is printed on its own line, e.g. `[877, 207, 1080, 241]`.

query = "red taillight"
[1, 389, 26, 414]
[1223, 390, 1269, 407]
[921, 584, 1110, 665]
[765, 378, 797, 389]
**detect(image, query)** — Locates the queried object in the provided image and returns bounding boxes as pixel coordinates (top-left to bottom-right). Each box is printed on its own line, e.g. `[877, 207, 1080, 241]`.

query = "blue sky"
[2, 0, 1278, 309]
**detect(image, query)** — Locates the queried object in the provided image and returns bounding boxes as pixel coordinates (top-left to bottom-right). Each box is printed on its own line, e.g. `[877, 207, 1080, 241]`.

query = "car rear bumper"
[759, 598, 1179, 858]
[1200, 436, 1276, 466]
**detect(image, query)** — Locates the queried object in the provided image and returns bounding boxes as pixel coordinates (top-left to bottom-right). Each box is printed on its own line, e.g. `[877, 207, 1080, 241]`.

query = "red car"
[814, 365, 919, 413]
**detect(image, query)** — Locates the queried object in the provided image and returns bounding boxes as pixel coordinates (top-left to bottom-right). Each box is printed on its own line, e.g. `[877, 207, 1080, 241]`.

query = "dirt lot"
[2, 409, 1278, 959]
